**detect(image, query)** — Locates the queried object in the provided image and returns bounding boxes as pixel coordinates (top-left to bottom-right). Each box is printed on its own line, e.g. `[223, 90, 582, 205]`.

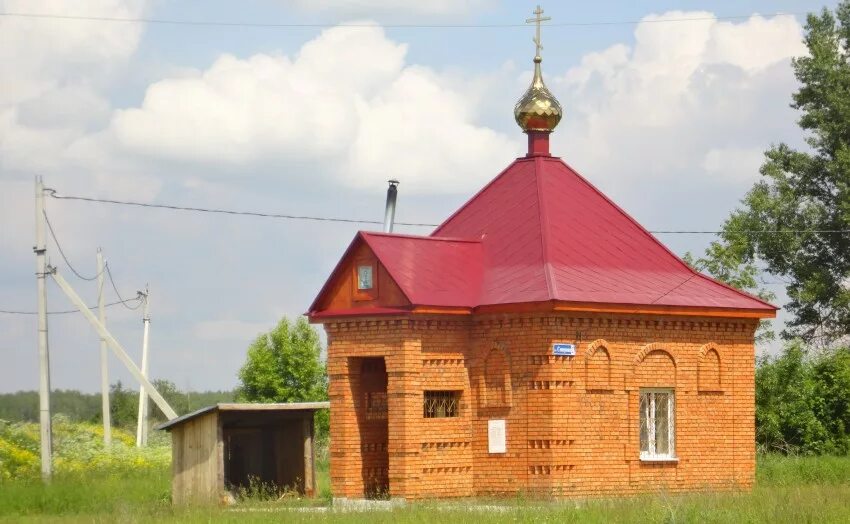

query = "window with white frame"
[639, 388, 676, 460]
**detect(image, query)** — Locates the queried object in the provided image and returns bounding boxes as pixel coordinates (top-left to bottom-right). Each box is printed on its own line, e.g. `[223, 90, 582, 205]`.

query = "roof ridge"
[307, 233, 368, 313]
[534, 156, 558, 300]
[690, 271, 778, 309]
[363, 231, 480, 243]
[359, 233, 416, 305]
[549, 157, 776, 309]
[432, 157, 535, 236]
[551, 157, 696, 274]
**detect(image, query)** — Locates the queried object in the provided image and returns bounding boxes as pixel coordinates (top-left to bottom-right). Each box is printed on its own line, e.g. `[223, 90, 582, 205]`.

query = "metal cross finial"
[526, 5, 551, 59]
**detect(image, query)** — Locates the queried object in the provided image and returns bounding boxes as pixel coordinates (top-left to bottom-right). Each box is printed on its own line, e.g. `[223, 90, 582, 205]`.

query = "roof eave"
[155, 402, 331, 431]
[309, 299, 775, 322]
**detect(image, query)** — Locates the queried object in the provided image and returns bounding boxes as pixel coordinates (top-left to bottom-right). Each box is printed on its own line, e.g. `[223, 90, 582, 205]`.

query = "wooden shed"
[155, 402, 329, 505]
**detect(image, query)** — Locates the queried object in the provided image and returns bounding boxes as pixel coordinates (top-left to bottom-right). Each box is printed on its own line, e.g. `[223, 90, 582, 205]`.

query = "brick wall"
[323, 313, 757, 499]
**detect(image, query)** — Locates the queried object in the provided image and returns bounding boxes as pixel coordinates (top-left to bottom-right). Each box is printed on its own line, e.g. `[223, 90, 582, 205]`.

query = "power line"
[651, 230, 850, 235]
[47, 191, 850, 235]
[651, 274, 696, 304]
[42, 208, 143, 308]
[105, 265, 143, 311]
[0, 11, 806, 29]
[47, 191, 435, 227]
[0, 298, 143, 316]
[43, 211, 103, 281]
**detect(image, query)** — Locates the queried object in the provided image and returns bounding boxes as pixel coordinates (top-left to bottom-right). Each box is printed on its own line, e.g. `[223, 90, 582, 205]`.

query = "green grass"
[1, 455, 849, 522]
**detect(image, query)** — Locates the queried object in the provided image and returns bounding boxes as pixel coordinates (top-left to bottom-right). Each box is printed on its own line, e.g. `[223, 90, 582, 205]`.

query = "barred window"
[423, 391, 461, 418]
[639, 389, 676, 460]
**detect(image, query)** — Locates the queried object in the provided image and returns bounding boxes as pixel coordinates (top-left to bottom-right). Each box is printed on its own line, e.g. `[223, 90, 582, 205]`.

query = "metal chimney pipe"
[383, 180, 399, 233]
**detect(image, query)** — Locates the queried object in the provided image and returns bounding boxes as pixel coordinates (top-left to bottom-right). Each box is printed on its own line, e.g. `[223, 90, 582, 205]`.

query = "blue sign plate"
[552, 343, 576, 356]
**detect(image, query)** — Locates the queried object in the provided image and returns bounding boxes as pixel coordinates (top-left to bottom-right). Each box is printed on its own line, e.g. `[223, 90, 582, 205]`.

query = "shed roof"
[155, 402, 330, 431]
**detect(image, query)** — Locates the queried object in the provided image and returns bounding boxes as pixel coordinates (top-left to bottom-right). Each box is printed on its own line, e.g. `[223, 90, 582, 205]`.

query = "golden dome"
[514, 56, 562, 133]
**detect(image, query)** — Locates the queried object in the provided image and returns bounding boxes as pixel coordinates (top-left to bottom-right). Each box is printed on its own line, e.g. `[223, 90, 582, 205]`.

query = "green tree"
[148, 379, 189, 423]
[109, 381, 138, 428]
[237, 317, 326, 403]
[756, 343, 828, 454]
[236, 317, 328, 435]
[756, 343, 850, 455]
[689, 3, 850, 345]
[811, 347, 850, 453]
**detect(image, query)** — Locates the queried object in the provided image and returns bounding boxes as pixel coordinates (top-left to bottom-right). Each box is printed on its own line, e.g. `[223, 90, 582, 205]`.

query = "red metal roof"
[361, 232, 483, 308]
[309, 154, 776, 315]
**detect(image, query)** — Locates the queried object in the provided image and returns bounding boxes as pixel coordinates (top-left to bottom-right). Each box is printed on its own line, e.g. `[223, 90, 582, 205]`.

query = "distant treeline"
[0, 381, 234, 428]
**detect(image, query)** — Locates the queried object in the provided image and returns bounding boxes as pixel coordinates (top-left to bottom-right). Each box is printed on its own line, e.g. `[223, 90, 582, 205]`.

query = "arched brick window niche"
[633, 344, 677, 388]
[698, 344, 722, 393]
[585, 339, 612, 391]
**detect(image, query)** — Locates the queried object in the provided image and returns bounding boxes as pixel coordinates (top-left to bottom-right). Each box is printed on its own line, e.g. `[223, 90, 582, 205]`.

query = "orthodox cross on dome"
[526, 5, 551, 60]
[515, 4, 562, 150]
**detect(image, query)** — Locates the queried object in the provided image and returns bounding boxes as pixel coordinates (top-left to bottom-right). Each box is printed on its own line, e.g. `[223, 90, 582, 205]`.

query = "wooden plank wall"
[273, 420, 307, 492]
[171, 411, 222, 505]
[304, 414, 315, 497]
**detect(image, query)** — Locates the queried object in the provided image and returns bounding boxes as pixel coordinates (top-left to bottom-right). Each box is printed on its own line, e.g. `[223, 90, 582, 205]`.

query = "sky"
[0, 0, 835, 394]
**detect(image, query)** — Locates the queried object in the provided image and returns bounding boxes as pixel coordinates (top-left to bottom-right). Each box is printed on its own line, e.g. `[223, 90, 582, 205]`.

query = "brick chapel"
[308, 8, 777, 500]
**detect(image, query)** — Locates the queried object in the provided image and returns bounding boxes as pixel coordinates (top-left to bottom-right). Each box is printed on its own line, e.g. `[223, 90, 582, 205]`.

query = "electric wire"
[39, 207, 143, 311]
[0, 11, 806, 29]
[47, 192, 435, 227]
[42, 210, 104, 281]
[105, 264, 144, 310]
[47, 191, 850, 235]
[0, 298, 143, 316]
[651, 274, 697, 304]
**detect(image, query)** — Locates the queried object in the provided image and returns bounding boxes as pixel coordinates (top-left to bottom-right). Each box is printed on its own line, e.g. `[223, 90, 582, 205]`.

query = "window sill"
[640, 456, 679, 463]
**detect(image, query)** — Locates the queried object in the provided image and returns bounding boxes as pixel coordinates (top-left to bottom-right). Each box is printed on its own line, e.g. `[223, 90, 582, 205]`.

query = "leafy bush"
[757, 344, 850, 455]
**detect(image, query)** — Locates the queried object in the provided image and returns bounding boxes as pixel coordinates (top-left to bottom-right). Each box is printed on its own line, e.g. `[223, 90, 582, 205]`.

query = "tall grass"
[757, 453, 850, 486]
[0, 469, 171, 518]
[2, 422, 849, 522]
[5, 479, 848, 523]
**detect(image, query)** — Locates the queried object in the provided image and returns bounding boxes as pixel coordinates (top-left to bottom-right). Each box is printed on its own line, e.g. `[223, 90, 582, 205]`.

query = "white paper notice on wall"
[488, 419, 506, 454]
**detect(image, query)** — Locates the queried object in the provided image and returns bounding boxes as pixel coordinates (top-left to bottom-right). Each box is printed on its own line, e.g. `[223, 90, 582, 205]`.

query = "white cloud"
[705, 14, 806, 71]
[552, 12, 806, 189]
[0, 0, 150, 177]
[0, 1, 157, 274]
[0, 0, 147, 107]
[108, 24, 519, 193]
[111, 25, 406, 164]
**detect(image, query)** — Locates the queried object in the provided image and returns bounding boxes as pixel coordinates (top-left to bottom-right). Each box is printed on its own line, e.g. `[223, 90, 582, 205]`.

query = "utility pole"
[34, 176, 52, 481]
[49, 269, 177, 420]
[97, 249, 111, 447]
[136, 286, 150, 447]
